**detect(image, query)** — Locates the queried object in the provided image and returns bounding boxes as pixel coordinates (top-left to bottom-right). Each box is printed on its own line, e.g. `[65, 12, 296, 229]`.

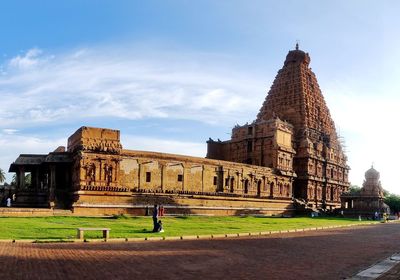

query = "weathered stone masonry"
[10, 126, 295, 215]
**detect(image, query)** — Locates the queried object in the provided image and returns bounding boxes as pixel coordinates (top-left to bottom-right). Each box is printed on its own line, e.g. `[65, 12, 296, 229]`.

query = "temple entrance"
[244, 179, 249, 194]
[230, 178, 235, 193]
[270, 182, 274, 198]
[257, 180, 261, 197]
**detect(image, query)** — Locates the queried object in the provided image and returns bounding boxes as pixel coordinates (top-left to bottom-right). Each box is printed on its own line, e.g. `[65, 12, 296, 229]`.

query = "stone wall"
[67, 127, 295, 216]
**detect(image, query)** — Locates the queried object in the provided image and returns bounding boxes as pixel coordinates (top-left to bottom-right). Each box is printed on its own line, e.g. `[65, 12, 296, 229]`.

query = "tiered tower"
[208, 45, 350, 209]
[360, 166, 384, 198]
[256, 44, 350, 208]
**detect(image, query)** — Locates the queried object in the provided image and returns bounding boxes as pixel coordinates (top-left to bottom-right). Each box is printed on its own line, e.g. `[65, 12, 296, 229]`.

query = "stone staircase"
[293, 198, 320, 214]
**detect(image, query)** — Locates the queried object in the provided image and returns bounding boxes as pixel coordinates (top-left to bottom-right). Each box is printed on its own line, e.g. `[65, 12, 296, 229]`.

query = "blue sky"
[1, 1, 399, 193]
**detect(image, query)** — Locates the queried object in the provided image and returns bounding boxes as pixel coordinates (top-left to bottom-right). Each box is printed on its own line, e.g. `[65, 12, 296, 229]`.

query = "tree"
[11, 174, 17, 186]
[384, 193, 400, 214]
[10, 173, 31, 187]
[0, 168, 5, 184]
[347, 185, 361, 195]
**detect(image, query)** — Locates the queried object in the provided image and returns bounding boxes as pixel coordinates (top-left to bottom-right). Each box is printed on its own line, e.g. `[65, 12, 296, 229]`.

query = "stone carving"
[67, 127, 122, 154]
[82, 139, 122, 154]
[85, 163, 96, 184]
[104, 164, 113, 185]
[207, 45, 349, 209]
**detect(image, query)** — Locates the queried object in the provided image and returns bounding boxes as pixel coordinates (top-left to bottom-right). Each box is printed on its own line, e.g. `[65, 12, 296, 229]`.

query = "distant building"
[341, 166, 389, 217]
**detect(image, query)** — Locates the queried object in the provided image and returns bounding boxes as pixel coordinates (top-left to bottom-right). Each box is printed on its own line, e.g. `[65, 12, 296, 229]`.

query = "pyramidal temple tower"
[207, 45, 350, 210]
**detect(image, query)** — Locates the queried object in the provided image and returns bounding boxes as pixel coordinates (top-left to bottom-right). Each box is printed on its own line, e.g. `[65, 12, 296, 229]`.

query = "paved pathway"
[1, 223, 400, 280]
[378, 262, 400, 280]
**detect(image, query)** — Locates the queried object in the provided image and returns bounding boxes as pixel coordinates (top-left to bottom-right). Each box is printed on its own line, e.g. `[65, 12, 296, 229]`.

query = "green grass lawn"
[0, 215, 377, 240]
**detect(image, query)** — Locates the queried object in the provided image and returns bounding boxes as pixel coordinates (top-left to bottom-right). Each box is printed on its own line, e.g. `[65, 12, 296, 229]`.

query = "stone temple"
[341, 166, 389, 217]
[207, 44, 350, 210]
[8, 45, 350, 215]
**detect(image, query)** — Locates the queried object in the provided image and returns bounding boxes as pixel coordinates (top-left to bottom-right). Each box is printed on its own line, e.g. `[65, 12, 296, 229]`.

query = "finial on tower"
[295, 40, 299, 50]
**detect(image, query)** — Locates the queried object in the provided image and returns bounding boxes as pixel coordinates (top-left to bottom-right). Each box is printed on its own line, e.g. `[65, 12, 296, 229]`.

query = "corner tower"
[207, 45, 350, 210]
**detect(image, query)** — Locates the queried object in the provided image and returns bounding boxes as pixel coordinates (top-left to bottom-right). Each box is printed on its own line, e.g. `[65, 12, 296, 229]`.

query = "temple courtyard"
[1, 222, 400, 279]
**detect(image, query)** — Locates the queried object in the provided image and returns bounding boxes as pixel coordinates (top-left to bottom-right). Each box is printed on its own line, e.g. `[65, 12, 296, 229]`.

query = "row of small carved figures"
[81, 185, 129, 192]
[78, 186, 290, 199]
[133, 188, 241, 197]
[131, 188, 291, 199]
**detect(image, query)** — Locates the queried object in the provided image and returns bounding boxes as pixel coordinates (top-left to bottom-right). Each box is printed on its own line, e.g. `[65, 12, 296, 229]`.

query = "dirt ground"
[1, 223, 400, 280]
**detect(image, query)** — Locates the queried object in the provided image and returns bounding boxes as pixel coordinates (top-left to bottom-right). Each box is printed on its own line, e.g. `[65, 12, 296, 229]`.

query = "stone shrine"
[341, 166, 389, 217]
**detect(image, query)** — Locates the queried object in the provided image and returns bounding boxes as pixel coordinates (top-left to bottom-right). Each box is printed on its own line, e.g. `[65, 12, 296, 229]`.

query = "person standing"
[158, 205, 165, 217]
[152, 204, 159, 232]
[6, 197, 11, 207]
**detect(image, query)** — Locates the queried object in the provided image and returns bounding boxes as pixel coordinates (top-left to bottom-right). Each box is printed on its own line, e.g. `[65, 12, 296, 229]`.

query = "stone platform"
[0, 207, 72, 217]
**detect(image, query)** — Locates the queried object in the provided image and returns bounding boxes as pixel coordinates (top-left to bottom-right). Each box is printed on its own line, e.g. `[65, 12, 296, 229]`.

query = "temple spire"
[295, 40, 299, 50]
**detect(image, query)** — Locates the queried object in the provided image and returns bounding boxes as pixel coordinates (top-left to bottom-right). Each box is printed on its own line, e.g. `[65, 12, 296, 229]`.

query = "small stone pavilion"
[341, 166, 389, 217]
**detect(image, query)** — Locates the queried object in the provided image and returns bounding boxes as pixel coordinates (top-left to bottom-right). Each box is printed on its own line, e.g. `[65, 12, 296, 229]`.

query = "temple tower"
[207, 45, 350, 210]
[256, 45, 350, 209]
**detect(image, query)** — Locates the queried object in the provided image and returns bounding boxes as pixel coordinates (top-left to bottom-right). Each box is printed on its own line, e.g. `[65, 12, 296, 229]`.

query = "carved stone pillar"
[182, 165, 186, 191]
[160, 163, 166, 192]
[17, 166, 25, 190]
[201, 166, 205, 193]
[98, 160, 103, 186]
[33, 167, 40, 191]
[137, 162, 141, 190]
[49, 165, 56, 209]
[114, 160, 119, 185]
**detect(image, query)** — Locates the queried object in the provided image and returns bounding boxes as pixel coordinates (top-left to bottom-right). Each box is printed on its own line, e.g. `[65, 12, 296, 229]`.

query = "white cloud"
[2, 129, 18, 135]
[325, 86, 400, 193]
[8, 48, 44, 69]
[0, 47, 265, 128]
[0, 133, 66, 183]
[0, 132, 206, 184]
[122, 135, 206, 158]
[0, 46, 265, 184]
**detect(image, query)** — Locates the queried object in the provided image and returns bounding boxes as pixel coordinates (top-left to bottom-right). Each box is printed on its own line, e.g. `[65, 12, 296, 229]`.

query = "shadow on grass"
[175, 216, 189, 219]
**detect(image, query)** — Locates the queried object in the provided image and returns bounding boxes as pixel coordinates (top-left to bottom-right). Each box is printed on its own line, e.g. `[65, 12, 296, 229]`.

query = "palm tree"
[0, 168, 5, 184]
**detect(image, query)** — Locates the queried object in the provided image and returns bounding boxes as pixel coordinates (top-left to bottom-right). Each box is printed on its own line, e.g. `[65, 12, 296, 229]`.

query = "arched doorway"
[269, 182, 274, 198]
[244, 179, 249, 194]
[230, 178, 235, 193]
